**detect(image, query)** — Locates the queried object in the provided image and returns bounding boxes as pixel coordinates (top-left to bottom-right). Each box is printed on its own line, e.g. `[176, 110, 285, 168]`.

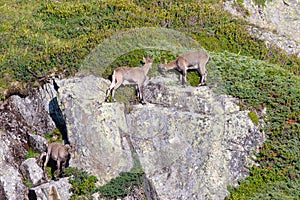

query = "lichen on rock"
[56, 74, 265, 199]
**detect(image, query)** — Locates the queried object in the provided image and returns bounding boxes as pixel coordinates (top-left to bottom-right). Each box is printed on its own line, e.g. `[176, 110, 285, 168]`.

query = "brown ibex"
[40, 142, 74, 179]
[159, 50, 210, 86]
[105, 57, 154, 104]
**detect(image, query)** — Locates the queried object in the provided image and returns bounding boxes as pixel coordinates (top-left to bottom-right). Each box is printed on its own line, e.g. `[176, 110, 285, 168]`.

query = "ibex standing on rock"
[159, 50, 210, 86]
[40, 142, 74, 179]
[105, 57, 154, 104]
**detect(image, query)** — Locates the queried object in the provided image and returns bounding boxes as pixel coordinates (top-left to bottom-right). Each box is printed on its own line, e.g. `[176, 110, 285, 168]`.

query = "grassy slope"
[1, 0, 299, 199]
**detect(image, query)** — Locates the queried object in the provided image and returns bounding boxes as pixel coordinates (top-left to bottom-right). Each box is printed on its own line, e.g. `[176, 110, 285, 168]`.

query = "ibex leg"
[182, 71, 187, 86]
[56, 160, 61, 178]
[198, 61, 208, 86]
[111, 80, 122, 102]
[139, 85, 147, 104]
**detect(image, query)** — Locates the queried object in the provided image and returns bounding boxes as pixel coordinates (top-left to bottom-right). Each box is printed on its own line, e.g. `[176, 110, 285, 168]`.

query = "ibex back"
[159, 50, 210, 86]
[105, 57, 153, 104]
[40, 142, 73, 179]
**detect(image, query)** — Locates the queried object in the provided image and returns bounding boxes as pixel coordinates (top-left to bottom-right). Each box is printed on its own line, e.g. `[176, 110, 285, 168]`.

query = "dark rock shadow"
[49, 97, 69, 145]
[28, 189, 37, 200]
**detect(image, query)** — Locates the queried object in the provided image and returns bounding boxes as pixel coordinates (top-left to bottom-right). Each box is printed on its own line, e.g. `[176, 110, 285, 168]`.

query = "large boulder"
[20, 158, 44, 187]
[0, 130, 28, 200]
[56, 75, 265, 199]
[224, 0, 300, 42]
[0, 80, 65, 199]
[29, 177, 72, 200]
[126, 76, 264, 199]
[8, 82, 58, 136]
[57, 75, 133, 185]
[0, 99, 31, 200]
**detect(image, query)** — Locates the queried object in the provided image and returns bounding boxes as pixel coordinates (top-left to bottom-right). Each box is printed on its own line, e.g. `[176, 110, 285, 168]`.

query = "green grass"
[44, 128, 63, 143]
[26, 148, 40, 159]
[24, 179, 33, 188]
[1, 0, 300, 199]
[211, 52, 300, 199]
[248, 111, 259, 126]
[1, 0, 299, 98]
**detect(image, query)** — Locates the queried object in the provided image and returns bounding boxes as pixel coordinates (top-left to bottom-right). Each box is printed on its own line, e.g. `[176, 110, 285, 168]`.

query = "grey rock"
[20, 158, 44, 186]
[57, 75, 265, 199]
[29, 177, 72, 200]
[57, 75, 134, 185]
[126, 78, 265, 199]
[248, 26, 300, 56]
[0, 130, 28, 200]
[28, 133, 48, 153]
[8, 82, 58, 136]
[223, 0, 300, 56]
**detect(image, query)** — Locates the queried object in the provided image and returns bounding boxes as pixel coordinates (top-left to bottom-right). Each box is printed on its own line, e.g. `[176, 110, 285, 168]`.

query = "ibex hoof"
[140, 100, 147, 105]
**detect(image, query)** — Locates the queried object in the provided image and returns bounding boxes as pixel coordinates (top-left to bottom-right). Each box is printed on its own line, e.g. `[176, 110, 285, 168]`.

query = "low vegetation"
[64, 166, 144, 199]
[96, 167, 145, 199]
[212, 52, 300, 199]
[26, 148, 40, 159]
[1, 0, 299, 199]
[44, 128, 63, 143]
[64, 167, 98, 200]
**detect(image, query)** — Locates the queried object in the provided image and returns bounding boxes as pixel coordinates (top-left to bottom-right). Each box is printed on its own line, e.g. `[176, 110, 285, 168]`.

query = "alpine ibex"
[159, 50, 210, 86]
[105, 57, 154, 104]
[40, 142, 74, 179]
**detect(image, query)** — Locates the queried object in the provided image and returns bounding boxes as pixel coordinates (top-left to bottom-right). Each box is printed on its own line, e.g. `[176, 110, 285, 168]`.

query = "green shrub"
[97, 167, 145, 199]
[64, 165, 144, 199]
[26, 148, 39, 159]
[64, 167, 98, 200]
[24, 179, 33, 188]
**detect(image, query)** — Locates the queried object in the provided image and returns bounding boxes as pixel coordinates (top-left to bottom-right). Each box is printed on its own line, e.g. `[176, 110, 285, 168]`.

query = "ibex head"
[143, 57, 154, 64]
[65, 144, 76, 158]
[159, 59, 172, 73]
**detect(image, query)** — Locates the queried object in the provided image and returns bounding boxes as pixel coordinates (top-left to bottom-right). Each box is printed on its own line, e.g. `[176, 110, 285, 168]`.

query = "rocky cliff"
[56, 74, 265, 199]
[0, 74, 265, 199]
[224, 0, 300, 56]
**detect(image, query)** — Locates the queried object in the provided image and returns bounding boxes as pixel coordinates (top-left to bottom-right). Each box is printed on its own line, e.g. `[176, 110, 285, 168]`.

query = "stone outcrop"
[29, 177, 72, 200]
[0, 130, 28, 200]
[56, 76, 134, 185]
[56, 75, 265, 199]
[0, 81, 61, 199]
[224, 0, 300, 56]
[8, 83, 58, 136]
[0, 73, 266, 199]
[20, 158, 44, 187]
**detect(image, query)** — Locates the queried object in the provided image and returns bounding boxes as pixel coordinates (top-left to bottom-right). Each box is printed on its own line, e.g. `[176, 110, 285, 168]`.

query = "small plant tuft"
[26, 148, 40, 159]
[64, 167, 98, 200]
[248, 111, 259, 126]
[24, 179, 33, 188]
[44, 129, 63, 143]
[97, 167, 145, 199]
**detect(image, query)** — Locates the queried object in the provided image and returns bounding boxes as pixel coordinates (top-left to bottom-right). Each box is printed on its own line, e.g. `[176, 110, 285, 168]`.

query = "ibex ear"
[65, 144, 71, 150]
[164, 59, 167, 64]
[143, 57, 146, 63]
